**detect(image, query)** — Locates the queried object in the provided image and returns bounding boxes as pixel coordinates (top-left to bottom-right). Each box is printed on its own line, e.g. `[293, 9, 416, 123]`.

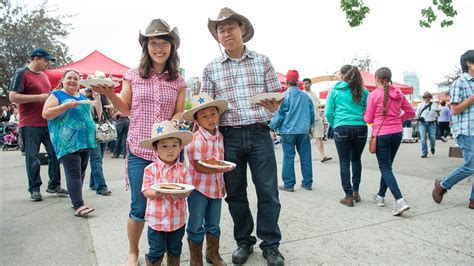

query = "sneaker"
[30, 191, 42, 201]
[421, 154, 427, 158]
[97, 189, 112, 196]
[392, 198, 410, 216]
[431, 147, 435, 155]
[46, 186, 69, 197]
[440, 136, 447, 142]
[278, 185, 294, 192]
[300, 184, 312, 191]
[262, 246, 285, 266]
[232, 244, 253, 264]
[373, 194, 385, 207]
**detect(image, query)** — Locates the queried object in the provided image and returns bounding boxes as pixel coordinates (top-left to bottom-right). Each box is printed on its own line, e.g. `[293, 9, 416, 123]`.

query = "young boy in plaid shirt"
[139, 120, 194, 265]
[183, 93, 235, 265]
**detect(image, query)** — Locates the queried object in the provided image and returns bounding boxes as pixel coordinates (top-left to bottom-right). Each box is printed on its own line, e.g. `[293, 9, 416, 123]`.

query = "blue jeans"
[441, 135, 474, 200]
[333, 125, 367, 196]
[219, 126, 281, 250]
[419, 121, 436, 155]
[281, 134, 313, 188]
[375, 133, 403, 200]
[114, 117, 129, 157]
[127, 151, 152, 222]
[60, 149, 90, 209]
[21, 126, 61, 193]
[147, 225, 185, 263]
[186, 190, 222, 244]
[89, 142, 109, 193]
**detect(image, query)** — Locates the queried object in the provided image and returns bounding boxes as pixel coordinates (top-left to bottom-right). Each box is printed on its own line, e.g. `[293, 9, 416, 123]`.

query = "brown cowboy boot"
[145, 254, 164, 266]
[166, 252, 180, 266]
[432, 179, 447, 204]
[340, 196, 354, 207]
[187, 239, 203, 266]
[205, 233, 226, 266]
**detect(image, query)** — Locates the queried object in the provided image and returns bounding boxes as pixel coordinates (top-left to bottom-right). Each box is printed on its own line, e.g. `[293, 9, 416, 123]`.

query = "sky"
[16, 0, 474, 95]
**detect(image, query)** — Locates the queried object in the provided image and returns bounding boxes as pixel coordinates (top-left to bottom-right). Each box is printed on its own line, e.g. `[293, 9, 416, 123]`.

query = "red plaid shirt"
[141, 159, 191, 232]
[124, 68, 186, 161]
[201, 47, 282, 126]
[185, 125, 225, 199]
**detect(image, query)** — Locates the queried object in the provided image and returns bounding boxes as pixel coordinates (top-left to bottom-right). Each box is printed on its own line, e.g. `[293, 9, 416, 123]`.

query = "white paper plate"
[80, 79, 119, 88]
[198, 160, 236, 169]
[151, 183, 194, 194]
[76, 100, 96, 105]
[249, 92, 285, 104]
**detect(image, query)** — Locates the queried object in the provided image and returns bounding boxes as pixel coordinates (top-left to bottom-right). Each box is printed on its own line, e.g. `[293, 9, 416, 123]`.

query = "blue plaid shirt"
[201, 47, 282, 126]
[450, 72, 474, 136]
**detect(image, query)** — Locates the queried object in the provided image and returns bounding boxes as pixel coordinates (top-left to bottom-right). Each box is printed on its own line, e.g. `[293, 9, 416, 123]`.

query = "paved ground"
[1, 138, 473, 265]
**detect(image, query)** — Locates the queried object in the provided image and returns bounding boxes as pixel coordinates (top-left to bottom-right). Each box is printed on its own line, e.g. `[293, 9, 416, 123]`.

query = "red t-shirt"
[9, 67, 52, 127]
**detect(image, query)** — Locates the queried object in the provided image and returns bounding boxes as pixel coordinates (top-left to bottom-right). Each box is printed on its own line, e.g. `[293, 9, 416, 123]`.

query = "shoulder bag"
[369, 99, 391, 154]
[95, 111, 117, 143]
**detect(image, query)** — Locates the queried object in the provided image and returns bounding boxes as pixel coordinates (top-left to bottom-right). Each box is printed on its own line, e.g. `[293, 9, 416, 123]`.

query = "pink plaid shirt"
[186, 125, 225, 199]
[141, 159, 192, 232]
[124, 68, 186, 161]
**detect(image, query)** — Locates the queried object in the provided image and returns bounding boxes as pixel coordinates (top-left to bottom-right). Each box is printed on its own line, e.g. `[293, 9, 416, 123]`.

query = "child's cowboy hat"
[139, 120, 192, 150]
[207, 7, 254, 43]
[182, 93, 228, 121]
[139, 19, 180, 48]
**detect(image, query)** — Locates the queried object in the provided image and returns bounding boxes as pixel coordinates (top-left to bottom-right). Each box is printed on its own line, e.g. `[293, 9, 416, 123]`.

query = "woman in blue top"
[325, 65, 369, 207]
[42, 69, 96, 217]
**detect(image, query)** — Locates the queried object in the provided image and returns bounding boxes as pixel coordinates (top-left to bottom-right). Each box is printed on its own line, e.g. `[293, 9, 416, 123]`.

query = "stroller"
[2, 124, 20, 151]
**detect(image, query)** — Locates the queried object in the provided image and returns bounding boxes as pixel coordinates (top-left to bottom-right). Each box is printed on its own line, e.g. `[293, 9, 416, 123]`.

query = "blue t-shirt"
[48, 90, 96, 159]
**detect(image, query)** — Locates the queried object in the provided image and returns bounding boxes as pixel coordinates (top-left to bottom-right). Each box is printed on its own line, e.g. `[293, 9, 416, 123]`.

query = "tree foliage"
[442, 66, 462, 86]
[0, 0, 73, 97]
[351, 54, 375, 72]
[340, 0, 457, 28]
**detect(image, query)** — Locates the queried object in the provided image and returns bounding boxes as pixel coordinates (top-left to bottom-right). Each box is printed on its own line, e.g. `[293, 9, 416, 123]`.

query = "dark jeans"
[114, 117, 129, 157]
[438, 122, 450, 138]
[375, 133, 403, 200]
[89, 142, 108, 192]
[333, 125, 367, 196]
[281, 134, 313, 188]
[147, 225, 185, 263]
[60, 149, 90, 209]
[21, 126, 61, 193]
[220, 126, 281, 250]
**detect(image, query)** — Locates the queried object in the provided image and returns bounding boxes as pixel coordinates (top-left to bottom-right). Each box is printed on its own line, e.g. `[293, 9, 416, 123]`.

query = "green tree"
[442, 66, 462, 86]
[0, 0, 73, 97]
[351, 54, 375, 72]
[340, 0, 457, 28]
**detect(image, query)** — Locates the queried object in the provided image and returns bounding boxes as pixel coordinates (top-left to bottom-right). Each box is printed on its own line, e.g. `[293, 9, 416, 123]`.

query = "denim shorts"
[127, 152, 152, 222]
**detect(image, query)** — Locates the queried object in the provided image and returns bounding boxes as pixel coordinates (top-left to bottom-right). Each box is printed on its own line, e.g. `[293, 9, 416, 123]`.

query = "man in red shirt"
[9, 48, 67, 201]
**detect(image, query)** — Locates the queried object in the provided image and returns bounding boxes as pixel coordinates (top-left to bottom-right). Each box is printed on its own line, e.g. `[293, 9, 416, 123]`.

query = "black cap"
[30, 48, 56, 62]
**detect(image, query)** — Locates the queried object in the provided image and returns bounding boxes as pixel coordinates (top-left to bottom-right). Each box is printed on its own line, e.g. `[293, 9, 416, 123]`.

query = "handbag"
[95, 113, 117, 143]
[369, 99, 391, 154]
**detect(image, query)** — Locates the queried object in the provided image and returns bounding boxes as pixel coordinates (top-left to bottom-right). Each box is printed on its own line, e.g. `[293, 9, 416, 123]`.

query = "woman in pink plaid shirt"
[183, 93, 235, 266]
[91, 19, 186, 266]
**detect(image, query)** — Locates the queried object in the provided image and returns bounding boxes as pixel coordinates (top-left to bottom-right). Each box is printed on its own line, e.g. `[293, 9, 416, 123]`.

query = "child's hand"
[154, 191, 165, 198]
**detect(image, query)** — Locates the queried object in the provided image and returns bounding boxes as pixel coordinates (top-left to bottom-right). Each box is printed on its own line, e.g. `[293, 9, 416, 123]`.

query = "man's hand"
[259, 98, 284, 113]
[39, 93, 50, 102]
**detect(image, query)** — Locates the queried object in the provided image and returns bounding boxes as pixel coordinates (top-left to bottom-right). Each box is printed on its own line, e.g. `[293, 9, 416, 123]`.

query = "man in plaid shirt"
[433, 50, 474, 209]
[202, 7, 285, 266]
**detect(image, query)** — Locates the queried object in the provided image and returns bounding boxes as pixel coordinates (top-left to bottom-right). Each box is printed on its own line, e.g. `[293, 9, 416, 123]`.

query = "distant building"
[435, 82, 450, 93]
[186, 77, 201, 102]
[403, 71, 420, 100]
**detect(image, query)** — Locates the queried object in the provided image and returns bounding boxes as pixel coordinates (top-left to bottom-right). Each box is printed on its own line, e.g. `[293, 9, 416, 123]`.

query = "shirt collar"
[155, 70, 169, 79]
[156, 157, 178, 171]
[462, 72, 474, 81]
[220, 46, 255, 63]
[197, 124, 218, 141]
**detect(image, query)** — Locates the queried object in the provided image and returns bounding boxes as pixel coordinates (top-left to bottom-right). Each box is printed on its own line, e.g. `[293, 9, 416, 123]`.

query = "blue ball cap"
[30, 48, 56, 62]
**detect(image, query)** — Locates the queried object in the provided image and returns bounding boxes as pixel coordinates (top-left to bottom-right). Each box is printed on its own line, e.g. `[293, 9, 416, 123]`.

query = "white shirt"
[416, 101, 439, 122]
[304, 90, 321, 120]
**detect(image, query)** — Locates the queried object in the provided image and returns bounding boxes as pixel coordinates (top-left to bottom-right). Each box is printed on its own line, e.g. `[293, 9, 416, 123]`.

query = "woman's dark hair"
[374, 67, 393, 115]
[340, 65, 364, 103]
[139, 35, 180, 81]
[55, 69, 81, 91]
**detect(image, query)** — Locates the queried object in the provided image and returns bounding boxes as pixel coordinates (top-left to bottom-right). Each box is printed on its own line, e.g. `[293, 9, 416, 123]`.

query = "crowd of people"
[6, 6, 473, 266]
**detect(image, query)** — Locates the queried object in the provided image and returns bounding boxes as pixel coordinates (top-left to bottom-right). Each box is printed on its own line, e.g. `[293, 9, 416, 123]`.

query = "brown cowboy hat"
[139, 120, 193, 151]
[182, 93, 228, 122]
[207, 7, 254, 43]
[139, 18, 180, 48]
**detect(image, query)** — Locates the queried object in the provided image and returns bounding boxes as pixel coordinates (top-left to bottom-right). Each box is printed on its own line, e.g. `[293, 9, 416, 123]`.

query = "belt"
[221, 123, 270, 130]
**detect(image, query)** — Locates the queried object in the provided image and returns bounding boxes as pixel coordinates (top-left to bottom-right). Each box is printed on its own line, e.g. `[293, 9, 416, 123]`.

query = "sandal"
[74, 205, 95, 217]
[321, 156, 332, 163]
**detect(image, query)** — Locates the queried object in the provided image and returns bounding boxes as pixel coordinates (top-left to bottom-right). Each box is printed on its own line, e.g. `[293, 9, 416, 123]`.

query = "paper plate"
[76, 100, 96, 105]
[249, 92, 285, 104]
[198, 160, 236, 170]
[80, 79, 119, 88]
[151, 183, 194, 194]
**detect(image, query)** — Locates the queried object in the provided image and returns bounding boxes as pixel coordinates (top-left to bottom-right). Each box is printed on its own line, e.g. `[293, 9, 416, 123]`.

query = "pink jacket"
[364, 86, 415, 136]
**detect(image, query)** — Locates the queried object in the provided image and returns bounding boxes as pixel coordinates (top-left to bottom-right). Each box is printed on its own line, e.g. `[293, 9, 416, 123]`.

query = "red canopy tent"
[319, 70, 413, 99]
[277, 72, 303, 91]
[45, 50, 130, 90]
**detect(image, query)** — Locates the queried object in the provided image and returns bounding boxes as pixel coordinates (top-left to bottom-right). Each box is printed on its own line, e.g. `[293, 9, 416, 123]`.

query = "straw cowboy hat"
[207, 7, 254, 43]
[139, 120, 193, 150]
[139, 18, 180, 48]
[182, 93, 228, 121]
